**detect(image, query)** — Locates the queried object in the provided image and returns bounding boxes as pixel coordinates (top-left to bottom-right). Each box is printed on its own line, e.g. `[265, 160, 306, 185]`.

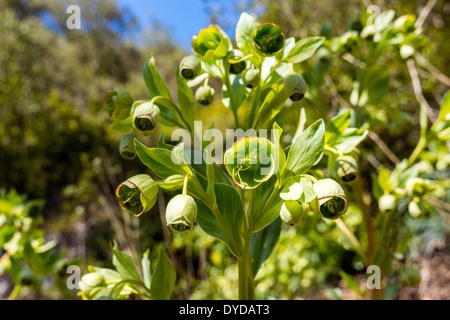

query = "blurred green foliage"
[0, 0, 448, 300]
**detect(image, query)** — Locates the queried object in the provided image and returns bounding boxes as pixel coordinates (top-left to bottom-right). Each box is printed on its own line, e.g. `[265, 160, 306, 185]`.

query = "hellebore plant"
[101, 12, 377, 300]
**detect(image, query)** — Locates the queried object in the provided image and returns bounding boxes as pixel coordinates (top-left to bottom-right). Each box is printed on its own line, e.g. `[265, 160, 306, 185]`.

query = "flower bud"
[116, 174, 159, 217]
[132, 101, 160, 134]
[157, 175, 185, 191]
[340, 32, 359, 53]
[393, 14, 416, 34]
[284, 74, 307, 102]
[195, 85, 215, 106]
[119, 133, 138, 160]
[251, 23, 285, 57]
[280, 201, 304, 226]
[179, 55, 202, 80]
[20, 269, 35, 286]
[317, 47, 331, 64]
[78, 272, 105, 292]
[408, 198, 422, 218]
[312, 178, 348, 220]
[226, 49, 246, 75]
[335, 155, 359, 183]
[243, 68, 260, 88]
[166, 194, 198, 232]
[104, 88, 134, 122]
[192, 25, 230, 60]
[379, 194, 396, 213]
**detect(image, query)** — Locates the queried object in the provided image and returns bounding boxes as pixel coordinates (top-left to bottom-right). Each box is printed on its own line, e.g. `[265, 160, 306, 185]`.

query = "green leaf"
[253, 83, 289, 128]
[250, 217, 281, 276]
[273, 122, 286, 181]
[358, 66, 390, 105]
[135, 140, 189, 179]
[111, 243, 141, 282]
[141, 249, 151, 289]
[222, 75, 248, 111]
[176, 69, 195, 128]
[150, 247, 176, 300]
[438, 90, 450, 122]
[339, 271, 362, 296]
[157, 133, 174, 151]
[285, 119, 325, 175]
[195, 182, 244, 257]
[378, 167, 391, 193]
[143, 56, 172, 100]
[325, 109, 352, 146]
[284, 37, 325, 64]
[10, 257, 22, 285]
[171, 143, 193, 176]
[334, 128, 368, 154]
[236, 12, 259, 55]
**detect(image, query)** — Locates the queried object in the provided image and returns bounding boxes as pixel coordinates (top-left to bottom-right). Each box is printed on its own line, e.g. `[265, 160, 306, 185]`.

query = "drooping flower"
[251, 23, 285, 56]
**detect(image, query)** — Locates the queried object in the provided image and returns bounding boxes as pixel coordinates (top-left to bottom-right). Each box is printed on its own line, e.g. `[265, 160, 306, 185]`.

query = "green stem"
[8, 285, 21, 300]
[222, 64, 240, 128]
[353, 179, 376, 266]
[238, 231, 255, 300]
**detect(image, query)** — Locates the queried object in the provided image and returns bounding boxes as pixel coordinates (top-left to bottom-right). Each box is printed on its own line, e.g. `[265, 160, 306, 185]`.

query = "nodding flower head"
[379, 194, 396, 213]
[179, 55, 202, 80]
[280, 200, 304, 226]
[116, 174, 159, 217]
[284, 74, 307, 102]
[226, 49, 247, 75]
[340, 31, 359, 53]
[165, 194, 198, 232]
[317, 47, 332, 64]
[251, 23, 285, 57]
[104, 88, 134, 122]
[312, 178, 348, 220]
[132, 101, 160, 134]
[195, 85, 215, 106]
[224, 137, 276, 189]
[406, 178, 429, 198]
[119, 133, 138, 160]
[335, 155, 359, 183]
[243, 68, 260, 88]
[191, 25, 230, 60]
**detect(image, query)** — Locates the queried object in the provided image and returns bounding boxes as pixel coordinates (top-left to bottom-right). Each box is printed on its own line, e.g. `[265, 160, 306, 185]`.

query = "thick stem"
[238, 231, 255, 300]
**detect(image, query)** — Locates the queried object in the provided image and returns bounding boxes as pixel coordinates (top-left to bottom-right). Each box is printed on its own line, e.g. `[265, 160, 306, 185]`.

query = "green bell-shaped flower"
[280, 200, 304, 226]
[192, 25, 230, 60]
[226, 49, 247, 75]
[132, 101, 160, 134]
[119, 133, 138, 160]
[408, 198, 422, 218]
[195, 85, 215, 106]
[104, 88, 134, 122]
[243, 68, 260, 88]
[335, 155, 359, 183]
[251, 23, 285, 56]
[312, 178, 348, 220]
[317, 47, 332, 64]
[284, 74, 307, 102]
[406, 178, 429, 198]
[224, 137, 276, 189]
[166, 194, 198, 232]
[378, 194, 396, 213]
[116, 174, 159, 217]
[179, 55, 202, 80]
[340, 31, 359, 53]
